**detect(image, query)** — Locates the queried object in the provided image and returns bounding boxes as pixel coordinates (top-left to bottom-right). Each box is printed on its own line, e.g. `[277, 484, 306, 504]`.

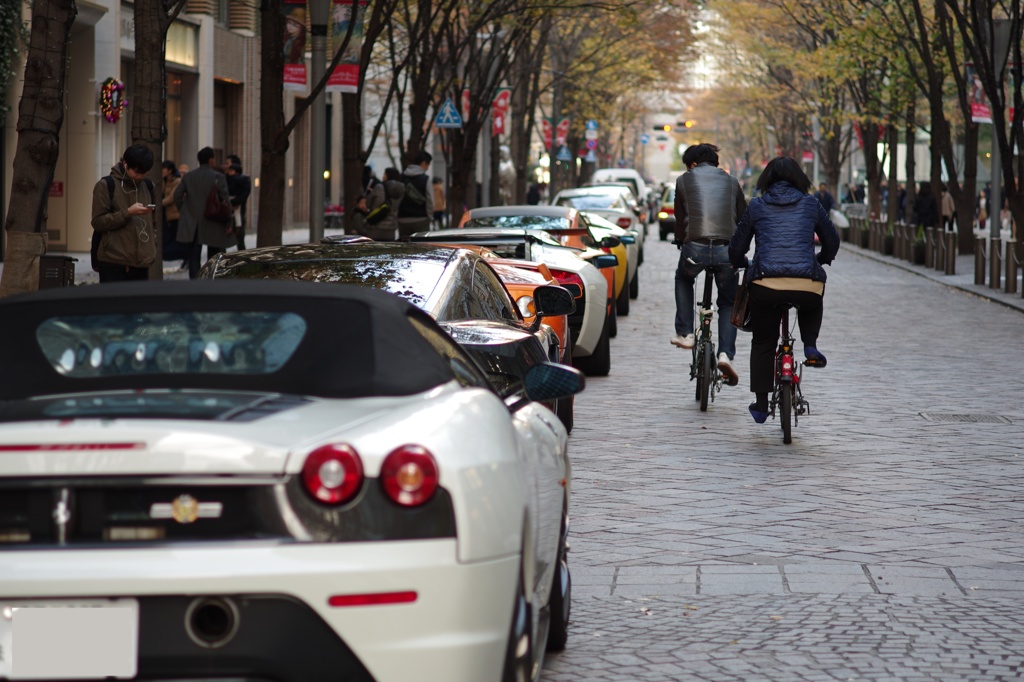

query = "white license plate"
[0, 599, 138, 680]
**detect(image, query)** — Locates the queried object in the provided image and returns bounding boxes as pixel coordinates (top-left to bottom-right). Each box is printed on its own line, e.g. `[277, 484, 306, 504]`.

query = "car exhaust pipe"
[184, 597, 240, 649]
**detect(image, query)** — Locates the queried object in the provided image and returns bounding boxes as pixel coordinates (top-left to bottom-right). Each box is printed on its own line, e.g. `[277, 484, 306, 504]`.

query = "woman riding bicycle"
[728, 157, 840, 424]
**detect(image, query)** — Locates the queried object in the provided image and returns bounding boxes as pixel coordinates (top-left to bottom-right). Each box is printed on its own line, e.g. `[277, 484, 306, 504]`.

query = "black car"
[200, 241, 579, 430]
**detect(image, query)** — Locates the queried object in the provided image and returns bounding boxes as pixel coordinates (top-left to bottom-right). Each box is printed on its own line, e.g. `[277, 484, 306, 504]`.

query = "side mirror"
[592, 254, 618, 269]
[617, 234, 636, 245]
[599, 236, 621, 249]
[522, 362, 586, 403]
[533, 284, 576, 317]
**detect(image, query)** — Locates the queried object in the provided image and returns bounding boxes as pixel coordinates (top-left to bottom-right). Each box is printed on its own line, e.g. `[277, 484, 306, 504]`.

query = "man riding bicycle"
[671, 143, 747, 386]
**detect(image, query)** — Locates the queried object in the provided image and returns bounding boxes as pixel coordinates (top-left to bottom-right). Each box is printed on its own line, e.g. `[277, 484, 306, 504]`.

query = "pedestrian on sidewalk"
[161, 160, 189, 266]
[671, 142, 746, 386]
[90, 144, 158, 283]
[432, 177, 447, 229]
[729, 156, 840, 424]
[174, 146, 232, 278]
[225, 155, 251, 250]
[396, 151, 434, 239]
[913, 181, 938, 231]
[940, 183, 956, 232]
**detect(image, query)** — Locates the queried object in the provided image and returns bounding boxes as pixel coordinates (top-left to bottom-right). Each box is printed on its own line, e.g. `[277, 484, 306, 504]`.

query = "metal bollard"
[975, 237, 987, 285]
[944, 232, 956, 275]
[1005, 240, 1018, 294]
[989, 237, 1002, 290]
[925, 228, 935, 269]
[933, 228, 945, 270]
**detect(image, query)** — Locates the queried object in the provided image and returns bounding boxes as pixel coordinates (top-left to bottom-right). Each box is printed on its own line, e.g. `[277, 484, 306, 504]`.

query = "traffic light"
[654, 124, 673, 132]
[676, 120, 696, 129]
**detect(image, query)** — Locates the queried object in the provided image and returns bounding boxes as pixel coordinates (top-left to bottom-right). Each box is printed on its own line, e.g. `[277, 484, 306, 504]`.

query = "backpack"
[403, 177, 427, 206]
[365, 201, 390, 225]
[92, 175, 154, 272]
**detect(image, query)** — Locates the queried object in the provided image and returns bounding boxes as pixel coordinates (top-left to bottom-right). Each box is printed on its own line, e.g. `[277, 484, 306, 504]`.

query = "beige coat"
[163, 175, 181, 221]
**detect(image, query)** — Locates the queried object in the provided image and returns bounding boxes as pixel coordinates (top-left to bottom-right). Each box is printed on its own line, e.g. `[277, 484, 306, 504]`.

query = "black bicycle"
[769, 305, 811, 443]
[689, 262, 724, 412]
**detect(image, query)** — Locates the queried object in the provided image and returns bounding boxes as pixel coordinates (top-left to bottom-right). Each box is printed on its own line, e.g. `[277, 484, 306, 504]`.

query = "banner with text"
[327, 0, 368, 93]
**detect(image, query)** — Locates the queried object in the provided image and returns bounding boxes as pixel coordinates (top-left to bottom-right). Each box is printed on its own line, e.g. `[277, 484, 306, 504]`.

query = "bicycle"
[768, 305, 811, 443]
[688, 262, 725, 412]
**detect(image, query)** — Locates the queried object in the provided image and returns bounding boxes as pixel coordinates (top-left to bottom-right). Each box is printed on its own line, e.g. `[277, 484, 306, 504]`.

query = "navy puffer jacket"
[729, 181, 840, 283]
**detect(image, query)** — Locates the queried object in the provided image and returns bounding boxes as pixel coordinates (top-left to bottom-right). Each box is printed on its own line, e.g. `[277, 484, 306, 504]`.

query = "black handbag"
[731, 268, 752, 331]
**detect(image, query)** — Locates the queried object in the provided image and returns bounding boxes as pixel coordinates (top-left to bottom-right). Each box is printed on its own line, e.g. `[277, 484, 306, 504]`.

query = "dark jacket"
[674, 163, 747, 243]
[397, 165, 433, 219]
[174, 165, 232, 248]
[913, 192, 938, 228]
[729, 181, 840, 283]
[91, 163, 158, 269]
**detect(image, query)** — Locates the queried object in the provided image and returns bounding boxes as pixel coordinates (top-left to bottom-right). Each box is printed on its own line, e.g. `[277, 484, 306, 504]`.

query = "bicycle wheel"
[699, 342, 713, 412]
[780, 383, 793, 443]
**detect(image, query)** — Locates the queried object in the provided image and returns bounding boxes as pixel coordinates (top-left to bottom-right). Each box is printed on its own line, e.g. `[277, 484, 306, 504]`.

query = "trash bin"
[39, 255, 76, 289]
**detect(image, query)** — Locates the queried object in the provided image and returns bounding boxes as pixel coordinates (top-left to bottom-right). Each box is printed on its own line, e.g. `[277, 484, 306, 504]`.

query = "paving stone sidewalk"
[543, 234, 1024, 681]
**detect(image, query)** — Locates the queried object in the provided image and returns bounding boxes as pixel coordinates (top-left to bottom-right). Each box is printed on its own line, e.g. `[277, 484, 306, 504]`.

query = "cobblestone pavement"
[542, 233, 1024, 681]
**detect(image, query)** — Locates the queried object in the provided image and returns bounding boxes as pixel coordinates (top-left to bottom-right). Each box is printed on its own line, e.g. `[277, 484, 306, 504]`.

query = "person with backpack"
[397, 151, 434, 239]
[90, 144, 158, 282]
[359, 167, 405, 241]
[174, 146, 232, 278]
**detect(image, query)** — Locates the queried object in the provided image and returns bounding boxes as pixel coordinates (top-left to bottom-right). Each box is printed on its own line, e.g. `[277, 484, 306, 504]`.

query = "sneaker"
[748, 403, 769, 424]
[671, 334, 695, 349]
[717, 353, 739, 386]
[804, 346, 827, 368]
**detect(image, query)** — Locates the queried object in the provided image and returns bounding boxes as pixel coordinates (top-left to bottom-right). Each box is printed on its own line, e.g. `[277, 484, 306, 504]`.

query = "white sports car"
[0, 281, 582, 682]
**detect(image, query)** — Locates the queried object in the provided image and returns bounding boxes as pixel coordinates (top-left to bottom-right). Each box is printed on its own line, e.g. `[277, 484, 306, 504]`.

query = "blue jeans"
[674, 242, 737, 359]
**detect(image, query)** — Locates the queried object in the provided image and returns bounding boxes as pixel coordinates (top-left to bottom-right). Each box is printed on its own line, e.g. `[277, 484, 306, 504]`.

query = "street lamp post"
[309, 0, 329, 242]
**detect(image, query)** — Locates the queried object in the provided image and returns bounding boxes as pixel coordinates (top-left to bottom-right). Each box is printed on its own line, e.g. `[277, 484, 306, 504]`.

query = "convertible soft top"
[0, 280, 456, 400]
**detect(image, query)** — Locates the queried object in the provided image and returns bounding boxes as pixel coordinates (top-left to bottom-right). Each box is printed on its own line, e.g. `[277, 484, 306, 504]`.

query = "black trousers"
[747, 284, 824, 394]
[98, 264, 149, 283]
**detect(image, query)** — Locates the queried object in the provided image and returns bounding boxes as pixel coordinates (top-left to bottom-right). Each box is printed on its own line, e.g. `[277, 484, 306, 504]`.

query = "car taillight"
[549, 270, 585, 299]
[380, 445, 439, 507]
[302, 444, 364, 505]
[657, 208, 674, 219]
[616, 217, 632, 228]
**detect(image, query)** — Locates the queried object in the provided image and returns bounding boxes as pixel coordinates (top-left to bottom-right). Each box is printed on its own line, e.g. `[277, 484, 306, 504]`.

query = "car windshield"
[464, 215, 571, 231]
[209, 254, 446, 308]
[555, 195, 621, 210]
[36, 312, 307, 378]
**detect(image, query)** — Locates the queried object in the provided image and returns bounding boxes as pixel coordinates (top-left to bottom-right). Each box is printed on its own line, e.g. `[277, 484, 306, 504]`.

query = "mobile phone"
[146, 204, 156, 209]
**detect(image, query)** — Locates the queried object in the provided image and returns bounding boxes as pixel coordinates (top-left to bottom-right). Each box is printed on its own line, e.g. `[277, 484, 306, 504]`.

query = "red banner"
[283, 0, 307, 91]
[541, 118, 553, 150]
[492, 88, 511, 136]
[555, 117, 570, 147]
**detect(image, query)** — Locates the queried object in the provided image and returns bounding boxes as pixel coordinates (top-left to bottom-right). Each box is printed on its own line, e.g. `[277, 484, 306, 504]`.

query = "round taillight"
[616, 217, 632, 228]
[380, 445, 439, 507]
[302, 444, 364, 505]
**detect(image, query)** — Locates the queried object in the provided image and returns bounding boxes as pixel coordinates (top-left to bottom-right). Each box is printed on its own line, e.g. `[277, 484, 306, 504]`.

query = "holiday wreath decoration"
[99, 77, 126, 123]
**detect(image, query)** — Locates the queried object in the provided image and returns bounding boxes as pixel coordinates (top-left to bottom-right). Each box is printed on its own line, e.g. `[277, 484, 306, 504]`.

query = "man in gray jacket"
[175, 146, 231, 278]
[672, 143, 747, 386]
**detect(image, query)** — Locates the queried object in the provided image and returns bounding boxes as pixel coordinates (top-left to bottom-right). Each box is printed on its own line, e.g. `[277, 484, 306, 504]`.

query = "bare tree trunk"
[904, 113, 916, 226]
[341, 92, 363, 232]
[133, 0, 188, 280]
[0, 0, 76, 297]
[258, 0, 288, 247]
[886, 123, 899, 226]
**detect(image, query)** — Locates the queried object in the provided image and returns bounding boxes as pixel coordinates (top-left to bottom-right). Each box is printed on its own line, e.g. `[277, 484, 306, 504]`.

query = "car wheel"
[615, 280, 630, 316]
[502, 569, 534, 682]
[546, 510, 571, 652]
[629, 270, 639, 299]
[573, 317, 611, 377]
[607, 300, 617, 338]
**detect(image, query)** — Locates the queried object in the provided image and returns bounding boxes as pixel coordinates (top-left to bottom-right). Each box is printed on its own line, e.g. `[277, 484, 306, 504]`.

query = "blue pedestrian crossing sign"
[435, 98, 463, 129]
[585, 119, 598, 131]
[556, 145, 573, 162]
